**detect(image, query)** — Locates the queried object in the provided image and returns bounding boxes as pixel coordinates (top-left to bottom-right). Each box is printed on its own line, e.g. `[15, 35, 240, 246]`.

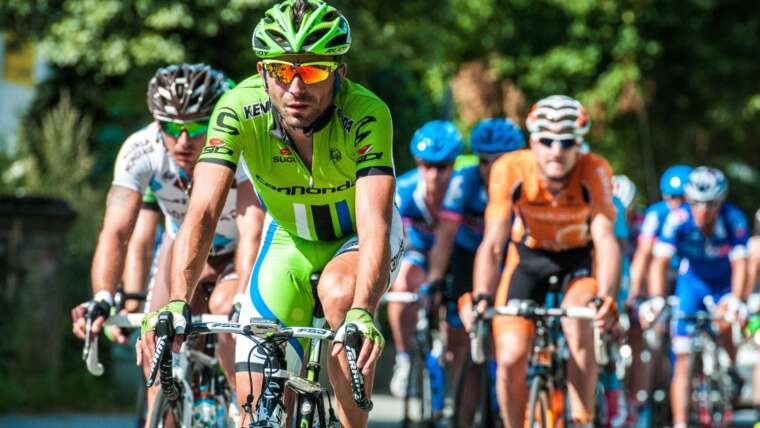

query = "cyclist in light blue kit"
[625, 164, 692, 424]
[430, 118, 525, 425]
[643, 166, 749, 428]
[388, 120, 464, 398]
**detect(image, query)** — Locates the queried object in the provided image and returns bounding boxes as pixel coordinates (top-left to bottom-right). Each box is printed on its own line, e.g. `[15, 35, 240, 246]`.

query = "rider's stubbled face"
[417, 159, 454, 209]
[691, 200, 721, 230]
[531, 137, 579, 182]
[161, 130, 206, 174]
[259, 54, 346, 131]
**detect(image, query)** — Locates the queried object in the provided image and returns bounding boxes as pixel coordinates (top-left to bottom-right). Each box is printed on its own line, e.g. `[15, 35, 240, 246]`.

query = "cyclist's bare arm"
[748, 238, 760, 294]
[352, 174, 394, 313]
[730, 256, 748, 299]
[122, 207, 160, 312]
[91, 185, 143, 295]
[427, 219, 459, 283]
[590, 213, 621, 329]
[234, 180, 265, 295]
[170, 162, 235, 301]
[590, 213, 621, 299]
[648, 254, 671, 298]
[473, 216, 511, 301]
[73, 185, 142, 338]
[628, 238, 656, 300]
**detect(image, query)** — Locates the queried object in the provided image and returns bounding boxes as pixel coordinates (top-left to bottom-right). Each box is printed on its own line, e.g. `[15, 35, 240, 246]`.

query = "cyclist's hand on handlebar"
[71, 291, 113, 340]
[103, 309, 129, 345]
[332, 308, 384, 376]
[638, 296, 666, 328]
[716, 294, 747, 323]
[140, 300, 191, 355]
[592, 295, 618, 331]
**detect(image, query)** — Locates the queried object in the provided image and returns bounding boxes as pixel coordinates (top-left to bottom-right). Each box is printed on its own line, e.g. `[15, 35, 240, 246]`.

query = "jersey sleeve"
[484, 156, 517, 222]
[613, 197, 629, 240]
[440, 170, 468, 223]
[351, 100, 395, 177]
[652, 209, 683, 258]
[141, 187, 160, 211]
[198, 91, 245, 170]
[585, 155, 617, 222]
[726, 205, 749, 260]
[112, 133, 153, 193]
[638, 205, 663, 242]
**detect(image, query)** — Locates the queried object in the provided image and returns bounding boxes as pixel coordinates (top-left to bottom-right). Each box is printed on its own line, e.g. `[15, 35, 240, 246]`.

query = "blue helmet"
[470, 118, 526, 154]
[659, 165, 693, 197]
[409, 120, 463, 163]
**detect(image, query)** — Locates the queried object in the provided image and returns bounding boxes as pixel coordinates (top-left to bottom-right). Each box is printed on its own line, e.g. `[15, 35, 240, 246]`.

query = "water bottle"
[192, 385, 217, 428]
[426, 336, 446, 414]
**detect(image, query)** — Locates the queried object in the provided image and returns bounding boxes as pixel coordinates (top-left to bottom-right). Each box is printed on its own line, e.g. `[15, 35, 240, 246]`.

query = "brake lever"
[83, 316, 105, 376]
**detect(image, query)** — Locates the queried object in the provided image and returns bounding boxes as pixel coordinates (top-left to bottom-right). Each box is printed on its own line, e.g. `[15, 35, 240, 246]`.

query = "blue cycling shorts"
[671, 269, 730, 354]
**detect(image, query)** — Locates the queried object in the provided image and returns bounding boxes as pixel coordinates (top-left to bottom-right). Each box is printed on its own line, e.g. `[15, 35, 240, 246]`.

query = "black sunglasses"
[419, 161, 454, 170]
[537, 137, 578, 150]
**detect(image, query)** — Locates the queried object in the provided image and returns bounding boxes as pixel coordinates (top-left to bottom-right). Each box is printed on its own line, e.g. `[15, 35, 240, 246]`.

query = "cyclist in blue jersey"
[644, 167, 749, 428]
[604, 174, 638, 427]
[388, 120, 463, 398]
[624, 165, 691, 423]
[432, 118, 525, 425]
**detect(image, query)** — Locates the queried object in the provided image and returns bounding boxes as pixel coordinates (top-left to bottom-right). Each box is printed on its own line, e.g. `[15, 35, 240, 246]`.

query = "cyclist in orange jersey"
[471, 95, 621, 428]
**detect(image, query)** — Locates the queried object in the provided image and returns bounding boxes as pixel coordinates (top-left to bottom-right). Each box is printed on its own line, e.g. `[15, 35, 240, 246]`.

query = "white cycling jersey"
[113, 122, 245, 256]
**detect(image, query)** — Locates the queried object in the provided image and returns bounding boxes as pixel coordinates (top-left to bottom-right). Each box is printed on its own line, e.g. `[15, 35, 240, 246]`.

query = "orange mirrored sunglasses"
[261, 59, 338, 85]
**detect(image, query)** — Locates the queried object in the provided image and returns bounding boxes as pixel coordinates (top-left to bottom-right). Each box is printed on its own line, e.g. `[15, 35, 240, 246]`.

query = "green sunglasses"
[159, 121, 208, 138]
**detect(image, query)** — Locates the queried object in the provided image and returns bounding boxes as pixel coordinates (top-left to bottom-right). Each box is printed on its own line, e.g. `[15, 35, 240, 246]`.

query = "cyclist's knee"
[318, 270, 355, 327]
[494, 331, 530, 370]
[208, 284, 234, 315]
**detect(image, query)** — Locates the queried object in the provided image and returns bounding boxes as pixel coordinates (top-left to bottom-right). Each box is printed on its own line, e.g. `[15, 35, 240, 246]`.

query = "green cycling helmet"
[252, 0, 351, 58]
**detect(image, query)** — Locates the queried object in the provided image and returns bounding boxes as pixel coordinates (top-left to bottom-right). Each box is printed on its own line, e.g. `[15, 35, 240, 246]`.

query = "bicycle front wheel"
[148, 387, 185, 428]
[526, 377, 550, 428]
[687, 351, 707, 427]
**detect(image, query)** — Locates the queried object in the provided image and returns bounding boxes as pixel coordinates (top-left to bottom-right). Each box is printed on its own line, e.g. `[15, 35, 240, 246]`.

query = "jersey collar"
[269, 103, 335, 144]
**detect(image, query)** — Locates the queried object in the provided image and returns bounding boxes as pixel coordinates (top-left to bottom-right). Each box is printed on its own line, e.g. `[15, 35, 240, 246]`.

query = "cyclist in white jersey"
[70, 64, 257, 427]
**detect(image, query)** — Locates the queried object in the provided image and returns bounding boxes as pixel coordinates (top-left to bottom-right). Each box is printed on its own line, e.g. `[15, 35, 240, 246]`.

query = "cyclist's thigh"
[672, 270, 712, 354]
[391, 249, 426, 292]
[234, 220, 319, 375]
[493, 243, 539, 338]
[562, 276, 597, 307]
[146, 234, 174, 312]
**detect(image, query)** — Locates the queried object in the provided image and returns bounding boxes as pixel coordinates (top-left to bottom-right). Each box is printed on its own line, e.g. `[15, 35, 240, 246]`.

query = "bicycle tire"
[687, 350, 706, 427]
[148, 386, 184, 428]
[452, 357, 498, 428]
[402, 353, 436, 428]
[526, 376, 549, 428]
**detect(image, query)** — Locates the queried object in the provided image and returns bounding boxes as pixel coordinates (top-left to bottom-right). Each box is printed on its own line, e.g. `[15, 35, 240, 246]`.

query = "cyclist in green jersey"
[140, 1, 404, 426]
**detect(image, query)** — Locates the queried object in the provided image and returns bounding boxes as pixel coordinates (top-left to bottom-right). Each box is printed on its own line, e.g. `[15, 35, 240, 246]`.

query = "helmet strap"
[332, 72, 342, 102]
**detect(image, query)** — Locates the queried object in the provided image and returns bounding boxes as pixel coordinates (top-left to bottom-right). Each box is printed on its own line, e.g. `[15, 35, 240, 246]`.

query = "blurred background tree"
[2, 0, 760, 410]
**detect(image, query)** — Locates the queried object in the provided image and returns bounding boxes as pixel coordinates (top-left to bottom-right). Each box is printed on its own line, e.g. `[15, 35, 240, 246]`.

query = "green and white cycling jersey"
[199, 74, 395, 241]
[113, 122, 246, 256]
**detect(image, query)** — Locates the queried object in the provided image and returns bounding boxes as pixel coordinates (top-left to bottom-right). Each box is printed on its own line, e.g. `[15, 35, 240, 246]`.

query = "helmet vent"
[304, 28, 329, 46]
[327, 33, 348, 48]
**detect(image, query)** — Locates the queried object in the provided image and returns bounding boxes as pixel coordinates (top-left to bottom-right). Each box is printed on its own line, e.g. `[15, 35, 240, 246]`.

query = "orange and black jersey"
[485, 149, 616, 251]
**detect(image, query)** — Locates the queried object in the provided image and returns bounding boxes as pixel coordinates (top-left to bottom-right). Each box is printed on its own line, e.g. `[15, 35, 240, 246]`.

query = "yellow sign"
[4, 32, 36, 86]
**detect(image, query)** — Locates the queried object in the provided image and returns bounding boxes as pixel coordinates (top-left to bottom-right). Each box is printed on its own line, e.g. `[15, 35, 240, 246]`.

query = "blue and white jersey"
[395, 168, 437, 252]
[639, 201, 672, 241]
[653, 202, 749, 283]
[442, 164, 488, 252]
[613, 196, 629, 241]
